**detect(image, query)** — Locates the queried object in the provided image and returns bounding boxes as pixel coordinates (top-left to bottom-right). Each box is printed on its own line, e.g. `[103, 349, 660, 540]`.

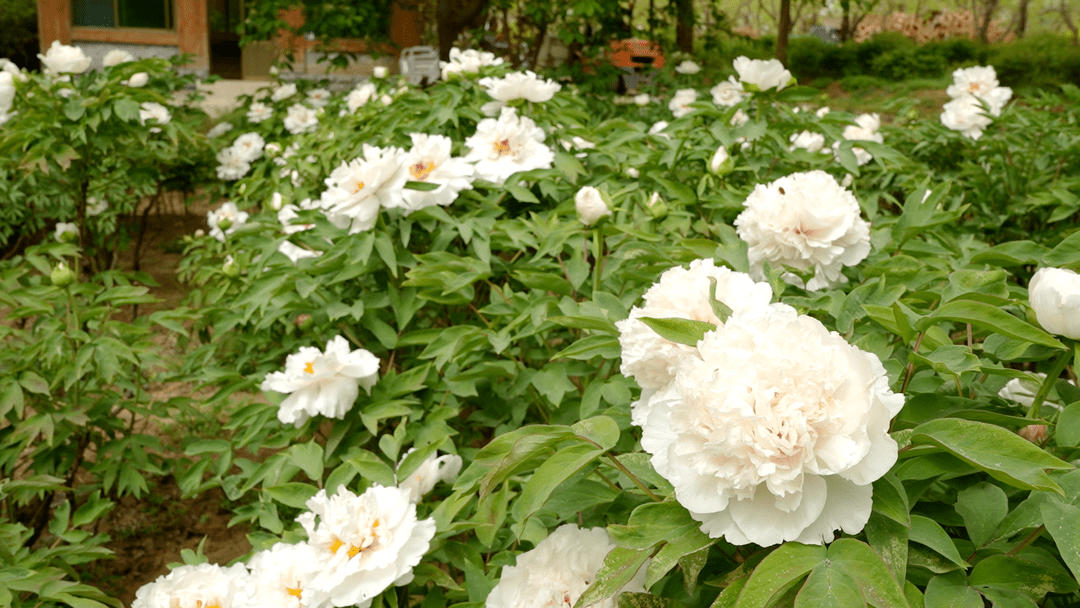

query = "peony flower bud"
[1018, 424, 1047, 444]
[295, 313, 313, 330]
[645, 191, 667, 219]
[55, 222, 78, 243]
[126, 72, 148, 87]
[575, 186, 613, 226]
[626, 167, 640, 178]
[710, 145, 733, 176]
[223, 255, 239, 277]
[51, 262, 76, 286]
[373, 66, 388, 79]
[1029, 267, 1080, 340]
[633, 93, 650, 106]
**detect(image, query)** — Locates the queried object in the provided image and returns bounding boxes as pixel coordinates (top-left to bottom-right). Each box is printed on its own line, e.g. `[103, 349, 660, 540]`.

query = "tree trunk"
[977, 0, 1000, 42]
[840, 0, 851, 42]
[676, 0, 694, 53]
[436, 0, 490, 60]
[1015, 0, 1028, 37]
[777, 0, 792, 64]
[1061, 0, 1080, 45]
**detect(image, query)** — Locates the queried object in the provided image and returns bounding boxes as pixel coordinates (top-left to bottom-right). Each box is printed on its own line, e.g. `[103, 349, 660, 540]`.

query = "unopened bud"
[216, 217, 233, 231]
[645, 192, 667, 219]
[1018, 425, 1047, 444]
[295, 313, 314, 330]
[51, 262, 76, 286]
[223, 255, 240, 277]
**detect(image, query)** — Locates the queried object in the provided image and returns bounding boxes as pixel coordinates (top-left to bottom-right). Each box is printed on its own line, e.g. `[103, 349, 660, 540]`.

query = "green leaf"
[1039, 501, 1080, 581]
[908, 345, 982, 378]
[404, 180, 440, 191]
[19, 371, 50, 395]
[572, 416, 620, 450]
[506, 184, 539, 203]
[515, 443, 606, 521]
[924, 572, 982, 608]
[910, 418, 1072, 495]
[794, 558, 866, 608]
[921, 300, 1065, 351]
[618, 592, 681, 608]
[969, 554, 1079, 599]
[263, 482, 318, 509]
[64, 99, 86, 121]
[638, 317, 716, 347]
[954, 482, 1008, 548]
[608, 502, 705, 550]
[1054, 402, 1080, 447]
[864, 512, 909, 585]
[550, 335, 622, 361]
[573, 547, 652, 608]
[288, 441, 325, 482]
[827, 538, 909, 608]
[644, 527, 714, 588]
[943, 269, 1009, 303]
[910, 515, 969, 568]
[735, 543, 826, 608]
[114, 98, 140, 122]
[706, 277, 733, 323]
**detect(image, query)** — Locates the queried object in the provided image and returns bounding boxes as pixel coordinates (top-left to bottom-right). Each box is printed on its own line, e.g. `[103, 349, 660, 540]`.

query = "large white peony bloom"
[710, 76, 747, 107]
[125, 71, 149, 87]
[397, 449, 463, 502]
[464, 106, 554, 185]
[675, 60, 701, 75]
[207, 201, 249, 241]
[102, 49, 134, 67]
[486, 524, 646, 608]
[132, 562, 251, 608]
[668, 88, 698, 118]
[945, 65, 1011, 115]
[479, 71, 561, 115]
[1029, 267, 1080, 340]
[138, 102, 171, 132]
[616, 260, 774, 424]
[284, 104, 319, 134]
[231, 132, 265, 163]
[832, 113, 883, 166]
[318, 144, 407, 233]
[245, 542, 323, 608]
[441, 47, 504, 79]
[298, 484, 436, 608]
[247, 101, 273, 123]
[260, 335, 380, 426]
[396, 133, 475, 213]
[940, 95, 993, 140]
[735, 170, 871, 291]
[215, 147, 251, 181]
[732, 56, 793, 92]
[639, 304, 904, 546]
[0, 71, 15, 114]
[38, 40, 91, 74]
[306, 87, 332, 108]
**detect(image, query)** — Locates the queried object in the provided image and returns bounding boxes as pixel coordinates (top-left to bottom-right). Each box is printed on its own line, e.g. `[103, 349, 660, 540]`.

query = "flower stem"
[1027, 348, 1072, 420]
[604, 453, 661, 502]
[591, 228, 603, 296]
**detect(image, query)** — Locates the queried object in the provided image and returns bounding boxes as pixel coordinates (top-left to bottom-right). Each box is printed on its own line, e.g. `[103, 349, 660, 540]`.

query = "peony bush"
[4, 41, 1080, 608]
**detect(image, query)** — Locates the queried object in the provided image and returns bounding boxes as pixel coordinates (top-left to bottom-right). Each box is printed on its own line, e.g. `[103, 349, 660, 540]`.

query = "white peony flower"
[668, 88, 698, 118]
[0, 58, 23, 81]
[639, 304, 904, 546]
[345, 83, 377, 114]
[38, 41, 91, 74]
[207, 201, 249, 241]
[732, 56, 793, 92]
[86, 197, 108, 216]
[617, 260, 774, 423]
[373, 66, 389, 78]
[940, 95, 993, 140]
[297, 484, 436, 608]
[675, 60, 701, 75]
[245, 542, 323, 608]
[789, 130, 826, 153]
[730, 109, 749, 127]
[231, 132, 265, 163]
[832, 113, 883, 166]
[710, 145, 733, 175]
[574, 186, 612, 226]
[633, 93, 651, 106]
[284, 104, 319, 134]
[102, 49, 134, 67]
[440, 47, 504, 79]
[0, 71, 14, 114]
[479, 70, 562, 115]
[54, 222, 78, 243]
[735, 170, 871, 291]
[125, 71, 149, 87]
[398, 133, 474, 213]
[945, 66, 1011, 115]
[396, 449, 463, 501]
[486, 524, 646, 608]
[998, 373, 1076, 411]
[271, 82, 297, 102]
[207, 122, 233, 138]
[306, 87, 331, 108]
[648, 120, 671, 139]
[710, 76, 747, 107]
[138, 102, 171, 132]
[261, 335, 380, 426]
[815, 106, 831, 118]
[626, 167, 640, 178]
[318, 144, 407, 233]
[464, 106, 554, 185]
[1029, 267, 1080, 340]
[215, 146, 251, 181]
[247, 101, 272, 123]
[132, 562, 251, 608]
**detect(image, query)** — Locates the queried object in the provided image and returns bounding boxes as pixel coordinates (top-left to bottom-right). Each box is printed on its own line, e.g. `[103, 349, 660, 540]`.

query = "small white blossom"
[247, 101, 273, 123]
[789, 130, 826, 153]
[710, 76, 747, 107]
[479, 71, 561, 115]
[668, 88, 698, 118]
[103, 49, 134, 67]
[271, 82, 297, 102]
[215, 147, 251, 181]
[633, 93, 651, 106]
[231, 132, 265, 163]
[125, 72, 149, 87]
[373, 66, 389, 78]
[38, 40, 91, 74]
[284, 104, 318, 134]
[833, 113, 883, 166]
[440, 47, 504, 79]
[732, 56, 793, 91]
[55, 222, 78, 243]
[138, 101, 171, 132]
[397, 449, 463, 501]
[674, 60, 701, 74]
[207, 201, 249, 241]
[306, 87, 331, 107]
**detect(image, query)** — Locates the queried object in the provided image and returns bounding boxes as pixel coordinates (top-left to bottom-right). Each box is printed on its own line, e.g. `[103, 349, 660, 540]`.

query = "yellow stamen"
[352, 180, 365, 194]
[329, 538, 345, 554]
[347, 544, 362, 558]
[287, 586, 303, 597]
[409, 161, 436, 181]
[304, 361, 315, 375]
[493, 139, 511, 156]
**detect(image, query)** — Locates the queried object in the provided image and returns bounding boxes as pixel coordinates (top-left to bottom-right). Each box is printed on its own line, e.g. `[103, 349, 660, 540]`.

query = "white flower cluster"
[617, 260, 904, 546]
[486, 524, 646, 608]
[216, 132, 265, 181]
[735, 170, 871, 291]
[940, 66, 1012, 140]
[832, 113, 883, 166]
[134, 480, 448, 608]
[440, 47, 505, 80]
[479, 70, 561, 115]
